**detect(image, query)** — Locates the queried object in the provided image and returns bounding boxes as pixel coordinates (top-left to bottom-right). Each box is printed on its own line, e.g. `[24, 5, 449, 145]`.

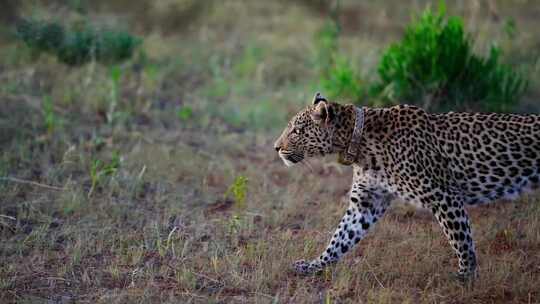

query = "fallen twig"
[0, 177, 64, 191]
[0, 214, 16, 221]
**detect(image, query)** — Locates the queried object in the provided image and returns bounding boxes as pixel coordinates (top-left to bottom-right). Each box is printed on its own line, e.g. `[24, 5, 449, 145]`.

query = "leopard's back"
[428, 111, 540, 204]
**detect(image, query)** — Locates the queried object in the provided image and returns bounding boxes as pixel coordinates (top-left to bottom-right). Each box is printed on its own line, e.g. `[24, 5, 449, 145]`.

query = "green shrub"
[371, 4, 527, 112]
[16, 19, 141, 66]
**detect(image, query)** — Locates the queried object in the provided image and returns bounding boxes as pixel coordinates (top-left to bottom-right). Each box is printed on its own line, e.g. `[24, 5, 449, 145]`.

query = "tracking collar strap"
[338, 106, 365, 166]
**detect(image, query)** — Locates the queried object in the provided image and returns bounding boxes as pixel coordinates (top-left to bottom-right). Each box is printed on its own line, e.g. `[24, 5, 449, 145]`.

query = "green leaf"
[178, 106, 193, 121]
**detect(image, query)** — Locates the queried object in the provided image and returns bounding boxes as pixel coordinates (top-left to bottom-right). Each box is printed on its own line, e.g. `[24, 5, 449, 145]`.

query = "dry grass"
[1, 1, 540, 303]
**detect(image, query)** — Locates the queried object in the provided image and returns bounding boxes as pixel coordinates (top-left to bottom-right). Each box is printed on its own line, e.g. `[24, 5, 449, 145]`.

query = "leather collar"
[338, 106, 365, 165]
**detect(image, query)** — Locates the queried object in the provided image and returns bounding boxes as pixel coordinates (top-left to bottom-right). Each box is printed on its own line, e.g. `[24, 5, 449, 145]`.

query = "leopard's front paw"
[293, 259, 322, 275]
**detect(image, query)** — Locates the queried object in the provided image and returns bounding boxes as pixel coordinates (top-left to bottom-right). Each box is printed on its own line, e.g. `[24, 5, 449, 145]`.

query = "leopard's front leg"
[294, 179, 391, 275]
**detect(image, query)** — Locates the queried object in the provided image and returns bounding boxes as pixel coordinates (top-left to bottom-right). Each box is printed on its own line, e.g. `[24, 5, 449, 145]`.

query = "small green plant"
[177, 106, 193, 121]
[16, 19, 141, 66]
[225, 175, 248, 211]
[371, 3, 527, 112]
[223, 177, 248, 244]
[107, 66, 122, 124]
[88, 151, 121, 197]
[42, 95, 58, 134]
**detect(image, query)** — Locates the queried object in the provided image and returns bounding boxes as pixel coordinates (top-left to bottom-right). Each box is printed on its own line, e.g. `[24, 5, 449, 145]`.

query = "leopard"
[273, 92, 540, 282]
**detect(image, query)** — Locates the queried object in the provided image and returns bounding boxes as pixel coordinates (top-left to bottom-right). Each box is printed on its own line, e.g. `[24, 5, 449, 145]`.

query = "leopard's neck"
[332, 106, 385, 164]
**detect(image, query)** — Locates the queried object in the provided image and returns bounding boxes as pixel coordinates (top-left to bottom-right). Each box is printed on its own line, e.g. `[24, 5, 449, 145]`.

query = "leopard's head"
[274, 92, 348, 166]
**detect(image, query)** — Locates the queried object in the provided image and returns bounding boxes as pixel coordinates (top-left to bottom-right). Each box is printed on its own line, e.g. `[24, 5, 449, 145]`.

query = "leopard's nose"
[274, 141, 281, 152]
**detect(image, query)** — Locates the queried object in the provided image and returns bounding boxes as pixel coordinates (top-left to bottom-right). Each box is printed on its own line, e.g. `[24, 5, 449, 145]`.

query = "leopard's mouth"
[278, 150, 304, 167]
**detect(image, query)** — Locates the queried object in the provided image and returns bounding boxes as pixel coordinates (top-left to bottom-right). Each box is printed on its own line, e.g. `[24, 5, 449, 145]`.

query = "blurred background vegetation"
[1, 0, 539, 133]
[1, 0, 540, 302]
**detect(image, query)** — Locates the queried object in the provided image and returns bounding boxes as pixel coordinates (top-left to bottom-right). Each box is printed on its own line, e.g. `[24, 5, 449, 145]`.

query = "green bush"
[371, 4, 527, 112]
[16, 19, 141, 66]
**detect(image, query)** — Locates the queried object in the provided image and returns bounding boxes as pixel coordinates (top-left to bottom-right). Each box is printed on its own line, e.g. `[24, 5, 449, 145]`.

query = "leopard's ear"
[312, 92, 327, 105]
[311, 99, 335, 125]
